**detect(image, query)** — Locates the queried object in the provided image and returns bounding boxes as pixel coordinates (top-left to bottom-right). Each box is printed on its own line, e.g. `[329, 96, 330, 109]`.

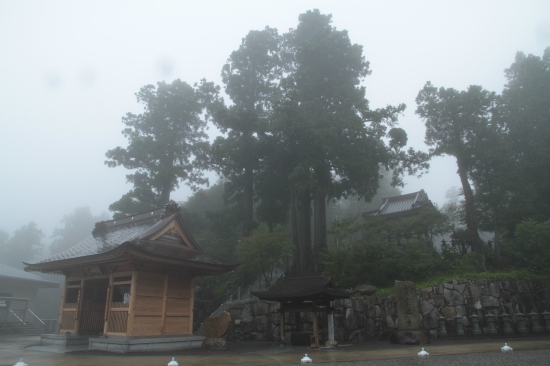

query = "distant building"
[0, 263, 59, 334]
[362, 189, 439, 249]
[362, 189, 434, 219]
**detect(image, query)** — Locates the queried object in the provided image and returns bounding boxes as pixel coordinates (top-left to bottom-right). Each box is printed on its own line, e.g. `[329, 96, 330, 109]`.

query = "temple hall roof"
[362, 189, 434, 219]
[24, 204, 239, 275]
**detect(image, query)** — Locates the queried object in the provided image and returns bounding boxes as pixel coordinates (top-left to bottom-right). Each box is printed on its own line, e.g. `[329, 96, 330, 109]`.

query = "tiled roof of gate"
[362, 189, 433, 218]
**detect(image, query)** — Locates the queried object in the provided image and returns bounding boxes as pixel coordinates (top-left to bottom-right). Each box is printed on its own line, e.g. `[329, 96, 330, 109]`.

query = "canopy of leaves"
[237, 224, 292, 288]
[499, 48, 550, 228]
[323, 211, 482, 288]
[105, 79, 213, 218]
[50, 207, 110, 254]
[0, 222, 44, 269]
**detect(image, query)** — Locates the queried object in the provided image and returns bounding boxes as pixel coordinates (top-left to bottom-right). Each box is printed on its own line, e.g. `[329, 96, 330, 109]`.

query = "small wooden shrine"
[25, 203, 238, 343]
[252, 274, 349, 347]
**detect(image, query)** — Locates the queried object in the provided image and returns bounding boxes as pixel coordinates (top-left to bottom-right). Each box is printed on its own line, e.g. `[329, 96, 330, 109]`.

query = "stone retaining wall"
[220, 278, 550, 342]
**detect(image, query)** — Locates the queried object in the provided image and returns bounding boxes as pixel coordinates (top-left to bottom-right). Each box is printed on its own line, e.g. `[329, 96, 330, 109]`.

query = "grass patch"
[371, 270, 547, 296]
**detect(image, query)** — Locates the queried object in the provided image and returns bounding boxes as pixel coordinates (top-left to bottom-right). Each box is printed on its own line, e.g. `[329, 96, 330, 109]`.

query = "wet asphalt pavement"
[1, 335, 549, 366]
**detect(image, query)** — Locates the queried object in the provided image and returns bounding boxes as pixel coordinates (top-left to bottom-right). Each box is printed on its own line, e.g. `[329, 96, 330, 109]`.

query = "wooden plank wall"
[128, 272, 193, 336]
[164, 274, 192, 335]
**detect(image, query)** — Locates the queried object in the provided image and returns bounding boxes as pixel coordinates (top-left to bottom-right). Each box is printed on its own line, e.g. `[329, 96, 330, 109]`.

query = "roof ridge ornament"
[161, 201, 181, 219]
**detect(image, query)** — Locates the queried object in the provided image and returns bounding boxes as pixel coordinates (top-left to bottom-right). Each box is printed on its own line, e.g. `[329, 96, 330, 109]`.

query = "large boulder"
[203, 311, 231, 338]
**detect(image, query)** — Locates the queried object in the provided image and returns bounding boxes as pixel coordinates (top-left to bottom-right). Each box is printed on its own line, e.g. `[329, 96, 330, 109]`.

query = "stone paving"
[1, 335, 550, 366]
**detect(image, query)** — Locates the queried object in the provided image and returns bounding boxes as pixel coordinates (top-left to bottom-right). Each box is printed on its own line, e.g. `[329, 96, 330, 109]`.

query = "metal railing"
[27, 309, 45, 333]
[0, 296, 46, 335]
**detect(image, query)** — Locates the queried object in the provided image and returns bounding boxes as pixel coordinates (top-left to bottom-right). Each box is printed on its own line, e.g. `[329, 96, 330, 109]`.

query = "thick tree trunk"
[242, 166, 254, 237]
[313, 189, 327, 273]
[298, 188, 313, 272]
[289, 181, 301, 274]
[456, 156, 484, 258]
[160, 179, 172, 205]
[492, 205, 501, 261]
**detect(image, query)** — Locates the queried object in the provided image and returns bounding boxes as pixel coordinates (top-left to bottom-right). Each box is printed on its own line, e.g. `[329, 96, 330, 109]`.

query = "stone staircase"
[1, 321, 42, 336]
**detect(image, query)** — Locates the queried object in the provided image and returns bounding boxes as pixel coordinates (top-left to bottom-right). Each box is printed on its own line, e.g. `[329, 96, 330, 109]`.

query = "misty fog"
[1, 0, 549, 253]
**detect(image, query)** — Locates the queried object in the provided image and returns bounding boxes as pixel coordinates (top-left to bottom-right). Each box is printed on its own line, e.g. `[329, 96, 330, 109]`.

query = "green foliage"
[498, 48, 550, 233]
[237, 224, 292, 288]
[323, 208, 484, 289]
[502, 219, 550, 275]
[0, 222, 44, 269]
[209, 27, 283, 237]
[50, 207, 110, 254]
[373, 270, 542, 296]
[416, 82, 499, 257]
[180, 180, 242, 260]
[106, 79, 214, 218]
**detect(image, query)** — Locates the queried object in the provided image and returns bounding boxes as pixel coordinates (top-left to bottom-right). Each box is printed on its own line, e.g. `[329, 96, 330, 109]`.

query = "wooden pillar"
[312, 311, 319, 347]
[74, 279, 84, 335]
[279, 310, 285, 344]
[189, 277, 195, 334]
[103, 273, 114, 335]
[126, 271, 138, 336]
[311, 300, 319, 348]
[57, 278, 68, 334]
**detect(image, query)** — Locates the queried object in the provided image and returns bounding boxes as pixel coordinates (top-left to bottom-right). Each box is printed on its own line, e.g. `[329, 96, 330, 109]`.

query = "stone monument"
[390, 281, 428, 345]
[325, 312, 338, 347]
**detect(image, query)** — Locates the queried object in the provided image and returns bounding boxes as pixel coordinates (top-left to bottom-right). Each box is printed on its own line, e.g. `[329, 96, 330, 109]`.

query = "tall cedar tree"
[500, 48, 550, 232]
[106, 79, 214, 218]
[416, 82, 498, 259]
[275, 10, 428, 273]
[209, 27, 283, 237]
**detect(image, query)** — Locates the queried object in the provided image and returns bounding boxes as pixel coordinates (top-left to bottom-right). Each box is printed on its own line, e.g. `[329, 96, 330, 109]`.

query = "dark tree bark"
[298, 188, 313, 272]
[242, 165, 254, 237]
[456, 156, 484, 257]
[313, 189, 327, 273]
[289, 181, 301, 274]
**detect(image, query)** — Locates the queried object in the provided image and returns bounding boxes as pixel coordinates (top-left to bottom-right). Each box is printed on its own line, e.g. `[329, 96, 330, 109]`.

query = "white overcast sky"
[1, 0, 549, 241]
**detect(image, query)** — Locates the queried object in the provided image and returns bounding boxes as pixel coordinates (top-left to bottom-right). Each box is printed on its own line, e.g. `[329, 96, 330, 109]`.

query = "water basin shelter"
[252, 274, 349, 347]
[24, 203, 238, 348]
